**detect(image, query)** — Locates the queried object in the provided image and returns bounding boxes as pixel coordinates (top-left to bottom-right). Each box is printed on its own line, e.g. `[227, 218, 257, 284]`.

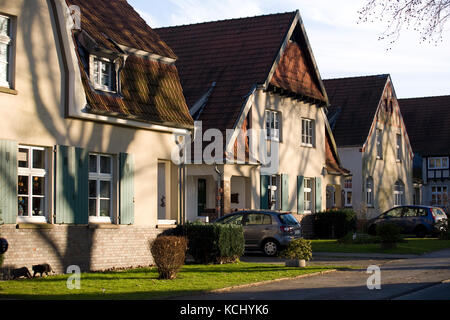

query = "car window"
[245, 214, 272, 225]
[418, 208, 428, 217]
[278, 214, 299, 225]
[220, 214, 243, 225]
[403, 208, 418, 217]
[385, 208, 403, 218]
[432, 208, 447, 216]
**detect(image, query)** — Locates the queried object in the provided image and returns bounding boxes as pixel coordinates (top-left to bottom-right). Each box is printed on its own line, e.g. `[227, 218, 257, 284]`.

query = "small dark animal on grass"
[12, 267, 32, 279]
[32, 264, 53, 278]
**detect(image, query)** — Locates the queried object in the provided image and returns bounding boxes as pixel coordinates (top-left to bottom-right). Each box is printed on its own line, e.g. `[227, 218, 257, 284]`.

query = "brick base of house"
[0, 224, 163, 275]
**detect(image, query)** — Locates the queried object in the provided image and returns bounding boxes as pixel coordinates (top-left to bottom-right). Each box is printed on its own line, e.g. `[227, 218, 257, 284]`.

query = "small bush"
[280, 238, 312, 261]
[376, 223, 403, 244]
[313, 210, 357, 239]
[151, 236, 188, 280]
[437, 220, 450, 240]
[338, 232, 381, 244]
[176, 223, 244, 264]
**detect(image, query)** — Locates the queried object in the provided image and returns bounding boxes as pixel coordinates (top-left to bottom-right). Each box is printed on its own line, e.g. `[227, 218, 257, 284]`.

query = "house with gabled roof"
[399, 96, 450, 213]
[0, 0, 193, 273]
[323, 74, 414, 219]
[157, 11, 350, 239]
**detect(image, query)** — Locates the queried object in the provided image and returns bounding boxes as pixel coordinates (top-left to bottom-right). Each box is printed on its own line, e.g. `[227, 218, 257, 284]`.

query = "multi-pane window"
[265, 110, 280, 141]
[376, 129, 383, 159]
[17, 146, 47, 221]
[301, 119, 314, 147]
[304, 178, 314, 212]
[429, 157, 449, 169]
[344, 177, 353, 207]
[431, 186, 448, 207]
[366, 177, 374, 207]
[89, 154, 113, 222]
[91, 56, 115, 92]
[0, 15, 12, 88]
[396, 134, 402, 161]
[394, 180, 405, 206]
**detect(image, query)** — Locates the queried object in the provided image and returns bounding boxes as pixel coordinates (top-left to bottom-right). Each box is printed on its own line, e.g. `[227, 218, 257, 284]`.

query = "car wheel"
[262, 240, 279, 257]
[414, 226, 427, 238]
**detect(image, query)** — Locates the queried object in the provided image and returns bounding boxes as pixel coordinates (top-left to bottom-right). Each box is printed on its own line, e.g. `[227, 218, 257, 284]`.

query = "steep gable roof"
[156, 11, 327, 133]
[323, 74, 389, 147]
[399, 95, 450, 156]
[65, 0, 193, 128]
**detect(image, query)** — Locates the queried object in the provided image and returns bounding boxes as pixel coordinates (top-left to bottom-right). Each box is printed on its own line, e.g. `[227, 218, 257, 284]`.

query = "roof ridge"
[155, 11, 297, 30]
[323, 74, 390, 82]
[398, 94, 450, 101]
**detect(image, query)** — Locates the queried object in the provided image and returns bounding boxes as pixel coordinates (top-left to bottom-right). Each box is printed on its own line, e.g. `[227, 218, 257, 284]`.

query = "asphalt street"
[176, 249, 450, 300]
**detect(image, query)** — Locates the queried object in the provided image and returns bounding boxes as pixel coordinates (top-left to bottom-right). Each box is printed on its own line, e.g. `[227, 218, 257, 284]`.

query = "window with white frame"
[17, 146, 47, 222]
[366, 177, 374, 207]
[90, 56, 116, 92]
[431, 186, 448, 207]
[396, 134, 402, 162]
[0, 15, 12, 88]
[304, 178, 314, 212]
[265, 110, 280, 141]
[344, 177, 353, 207]
[301, 119, 315, 147]
[429, 157, 449, 170]
[394, 180, 405, 206]
[376, 129, 383, 159]
[89, 154, 114, 222]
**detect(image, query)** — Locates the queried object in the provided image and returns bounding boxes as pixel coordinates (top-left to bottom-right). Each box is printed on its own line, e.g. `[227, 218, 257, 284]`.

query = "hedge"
[175, 223, 245, 264]
[313, 209, 357, 239]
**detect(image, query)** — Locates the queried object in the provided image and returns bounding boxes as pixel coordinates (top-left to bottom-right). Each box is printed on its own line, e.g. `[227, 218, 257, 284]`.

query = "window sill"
[0, 86, 18, 95]
[88, 223, 120, 229]
[16, 223, 54, 230]
[301, 144, 314, 148]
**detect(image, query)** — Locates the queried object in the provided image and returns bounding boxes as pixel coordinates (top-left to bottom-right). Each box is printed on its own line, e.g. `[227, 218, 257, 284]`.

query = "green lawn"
[0, 262, 336, 300]
[311, 238, 450, 255]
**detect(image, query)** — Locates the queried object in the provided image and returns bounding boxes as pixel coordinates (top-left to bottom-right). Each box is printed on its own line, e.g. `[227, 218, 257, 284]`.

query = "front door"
[157, 163, 166, 220]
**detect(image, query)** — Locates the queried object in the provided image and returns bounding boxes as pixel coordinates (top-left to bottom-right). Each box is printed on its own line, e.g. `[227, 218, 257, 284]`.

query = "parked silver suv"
[214, 210, 302, 256]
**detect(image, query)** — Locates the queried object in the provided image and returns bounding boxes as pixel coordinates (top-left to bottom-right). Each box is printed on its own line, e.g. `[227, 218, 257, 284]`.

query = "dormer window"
[90, 55, 116, 92]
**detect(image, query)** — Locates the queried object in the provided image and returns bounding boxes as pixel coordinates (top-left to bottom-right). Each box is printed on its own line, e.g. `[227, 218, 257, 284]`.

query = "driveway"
[176, 249, 450, 300]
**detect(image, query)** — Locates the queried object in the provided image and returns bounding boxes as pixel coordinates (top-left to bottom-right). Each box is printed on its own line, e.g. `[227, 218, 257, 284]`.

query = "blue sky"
[128, 0, 450, 99]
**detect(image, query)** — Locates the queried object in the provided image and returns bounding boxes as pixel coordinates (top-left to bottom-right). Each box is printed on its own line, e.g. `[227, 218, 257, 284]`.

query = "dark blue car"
[367, 205, 448, 238]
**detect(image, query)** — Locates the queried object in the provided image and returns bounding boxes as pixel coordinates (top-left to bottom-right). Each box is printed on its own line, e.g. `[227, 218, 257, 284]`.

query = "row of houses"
[0, 0, 448, 273]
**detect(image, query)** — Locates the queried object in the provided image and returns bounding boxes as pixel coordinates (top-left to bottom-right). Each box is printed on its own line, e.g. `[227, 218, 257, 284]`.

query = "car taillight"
[280, 226, 294, 234]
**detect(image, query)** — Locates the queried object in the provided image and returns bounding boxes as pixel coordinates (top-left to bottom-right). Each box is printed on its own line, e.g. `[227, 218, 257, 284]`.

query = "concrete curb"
[312, 252, 419, 259]
[210, 269, 338, 294]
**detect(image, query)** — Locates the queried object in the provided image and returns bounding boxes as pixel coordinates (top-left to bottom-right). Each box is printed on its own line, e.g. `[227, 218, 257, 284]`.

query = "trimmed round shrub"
[151, 236, 188, 280]
[280, 238, 312, 261]
[376, 223, 403, 244]
[313, 210, 357, 239]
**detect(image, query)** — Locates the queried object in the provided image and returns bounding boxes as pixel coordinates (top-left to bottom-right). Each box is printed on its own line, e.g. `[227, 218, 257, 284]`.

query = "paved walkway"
[176, 250, 450, 300]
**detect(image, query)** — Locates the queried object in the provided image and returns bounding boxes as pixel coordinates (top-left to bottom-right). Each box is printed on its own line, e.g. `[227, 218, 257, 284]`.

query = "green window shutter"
[315, 177, 323, 212]
[281, 174, 289, 211]
[119, 153, 134, 225]
[55, 146, 89, 224]
[0, 140, 18, 224]
[260, 175, 269, 210]
[74, 147, 89, 224]
[297, 176, 304, 214]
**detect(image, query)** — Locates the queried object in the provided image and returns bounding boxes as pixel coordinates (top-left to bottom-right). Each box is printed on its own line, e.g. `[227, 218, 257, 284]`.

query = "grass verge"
[0, 262, 337, 300]
[311, 238, 450, 255]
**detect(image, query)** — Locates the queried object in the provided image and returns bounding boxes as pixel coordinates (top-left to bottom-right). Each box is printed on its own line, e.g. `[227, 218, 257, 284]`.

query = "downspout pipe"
[215, 164, 223, 219]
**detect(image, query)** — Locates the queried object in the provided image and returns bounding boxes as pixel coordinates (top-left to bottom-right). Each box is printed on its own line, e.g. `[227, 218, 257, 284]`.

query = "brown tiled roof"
[399, 96, 450, 156]
[156, 11, 326, 133]
[270, 41, 325, 101]
[67, 0, 176, 58]
[323, 75, 389, 147]
[66, 0, 193, 128]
